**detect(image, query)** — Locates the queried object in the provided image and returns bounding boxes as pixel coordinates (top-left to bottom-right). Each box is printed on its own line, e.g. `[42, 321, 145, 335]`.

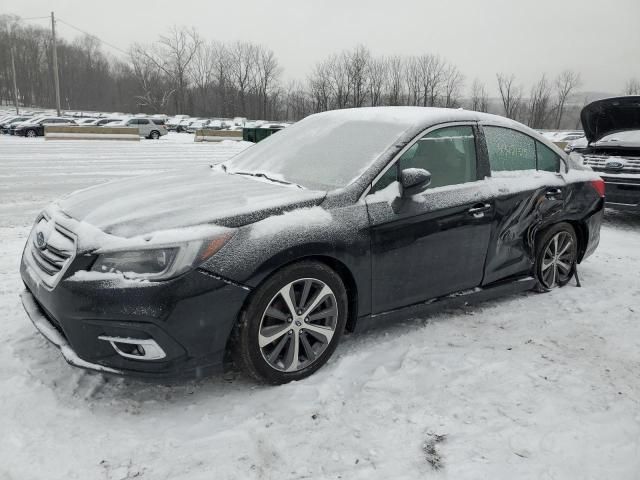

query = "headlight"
[91, 231, 234, 280]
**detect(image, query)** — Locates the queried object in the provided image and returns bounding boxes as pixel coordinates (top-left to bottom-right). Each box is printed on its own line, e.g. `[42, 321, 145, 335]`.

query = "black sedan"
[20, 107, 605, 384]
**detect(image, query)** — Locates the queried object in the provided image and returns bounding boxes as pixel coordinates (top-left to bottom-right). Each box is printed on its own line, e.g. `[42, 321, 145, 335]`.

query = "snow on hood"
[581, 96, 640, 143]
[593, 129, 640, 148]
[57, 166, 326, 238]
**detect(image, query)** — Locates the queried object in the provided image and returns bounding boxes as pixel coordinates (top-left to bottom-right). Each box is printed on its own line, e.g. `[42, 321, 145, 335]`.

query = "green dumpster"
[242, 126, 283, 143]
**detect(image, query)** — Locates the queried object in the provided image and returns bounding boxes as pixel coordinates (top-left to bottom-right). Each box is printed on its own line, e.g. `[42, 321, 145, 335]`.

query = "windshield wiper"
[233, 171, 304, 189]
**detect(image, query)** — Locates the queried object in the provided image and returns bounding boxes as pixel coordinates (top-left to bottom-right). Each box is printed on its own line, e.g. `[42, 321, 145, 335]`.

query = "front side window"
[398, 125, 477, 189]
[484, 126, 536, 172]
[536, 141, 560, 172]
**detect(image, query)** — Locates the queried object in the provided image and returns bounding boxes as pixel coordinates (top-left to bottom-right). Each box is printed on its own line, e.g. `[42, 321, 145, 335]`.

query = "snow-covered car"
[185, 119, 211, 133]
[0, 115, 33, 134]
[578, 96, 640, 210]
[20, 107, 604, 384]
[109, 117, 168, 139]
[12, 117, 77, 137]
[166, 115, 191, 131]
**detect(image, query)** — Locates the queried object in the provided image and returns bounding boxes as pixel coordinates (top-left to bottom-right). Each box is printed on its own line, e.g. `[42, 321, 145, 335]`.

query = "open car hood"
[58, 166, 326, 237]
[581, 96, 640, 143]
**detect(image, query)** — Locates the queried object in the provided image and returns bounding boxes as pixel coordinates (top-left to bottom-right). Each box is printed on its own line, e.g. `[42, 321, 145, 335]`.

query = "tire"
[149, 130, 160, 140]
[535, 222, 578, 290]
[26, 129, 37, 138]
[233, 261, 348, 384]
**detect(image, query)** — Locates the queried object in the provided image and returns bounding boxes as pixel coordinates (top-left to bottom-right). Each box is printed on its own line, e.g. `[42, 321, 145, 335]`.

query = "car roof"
[308, 106, 522, 131]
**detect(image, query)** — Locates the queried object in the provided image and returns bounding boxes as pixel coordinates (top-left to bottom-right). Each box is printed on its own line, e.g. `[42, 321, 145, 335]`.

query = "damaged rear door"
[479, 124, 568, 285]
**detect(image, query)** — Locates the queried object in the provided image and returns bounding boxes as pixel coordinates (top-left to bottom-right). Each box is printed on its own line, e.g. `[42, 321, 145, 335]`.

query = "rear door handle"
[545, 188, 563, 199]
[468, 203, 492, 218]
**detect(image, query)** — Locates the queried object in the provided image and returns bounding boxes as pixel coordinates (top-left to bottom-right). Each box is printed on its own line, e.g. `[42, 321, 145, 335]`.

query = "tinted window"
[536, 141, 560, 172]
[151, 119, 165, 125]
[137, 119, 150, 125]
[484, 126, 536, 171]
[370, 164, 398, 193]
[398, 125, 477, 189]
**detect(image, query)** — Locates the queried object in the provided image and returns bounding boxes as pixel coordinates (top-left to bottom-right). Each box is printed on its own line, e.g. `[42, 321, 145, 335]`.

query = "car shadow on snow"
[603, 208, 640, 230]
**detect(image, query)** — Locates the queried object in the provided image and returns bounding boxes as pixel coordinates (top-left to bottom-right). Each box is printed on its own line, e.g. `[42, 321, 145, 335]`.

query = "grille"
[28, 216, 76, 289]
[582, 155, 640, 173]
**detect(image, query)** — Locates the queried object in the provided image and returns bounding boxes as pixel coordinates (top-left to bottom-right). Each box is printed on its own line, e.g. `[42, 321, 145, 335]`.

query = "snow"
[249, 206, 332, 239]
[595, 129, 640, 147]
[2, 135, 640, 479]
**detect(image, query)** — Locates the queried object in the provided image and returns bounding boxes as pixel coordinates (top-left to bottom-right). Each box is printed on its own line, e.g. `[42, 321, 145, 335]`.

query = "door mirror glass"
[401, 168, 431, 196]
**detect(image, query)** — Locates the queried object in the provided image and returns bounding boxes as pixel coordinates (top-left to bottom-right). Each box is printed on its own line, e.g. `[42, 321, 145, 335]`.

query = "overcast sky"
[4, 0, 640, 96]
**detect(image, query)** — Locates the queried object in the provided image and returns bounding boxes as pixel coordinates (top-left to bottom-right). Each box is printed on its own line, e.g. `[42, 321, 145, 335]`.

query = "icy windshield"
[225, 113, 410, 190]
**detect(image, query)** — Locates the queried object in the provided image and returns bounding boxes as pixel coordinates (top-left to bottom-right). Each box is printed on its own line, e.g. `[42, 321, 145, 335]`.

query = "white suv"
[114, 118, 168, 139]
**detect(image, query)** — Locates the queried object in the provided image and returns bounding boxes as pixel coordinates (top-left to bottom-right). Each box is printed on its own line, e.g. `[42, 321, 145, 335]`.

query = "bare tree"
[255, 46, 282, 118]
[443, 63, 464, 107]
[624, 78, 640, 95]
[227, 41, 257, 115]
[189, 40, 219, 115]
[553, 70, 581, 129]
[527, 74, 553, 129]
[130, 44, 175, 112]
[470, 78, 489, 112]
[308, 60, 331, 112]
[345, 45, 370, 107]
[134, 26, 201, 113]
[404, 56, 421, 106]
[367, 56, 388, 106]
[386, 55, 404, 106]
[327, 54, 350, 109]
[496, 73, 523, 120]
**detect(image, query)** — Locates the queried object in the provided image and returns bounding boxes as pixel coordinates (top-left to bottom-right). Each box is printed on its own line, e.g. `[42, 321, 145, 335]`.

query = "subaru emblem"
[36, 231, 46, 249]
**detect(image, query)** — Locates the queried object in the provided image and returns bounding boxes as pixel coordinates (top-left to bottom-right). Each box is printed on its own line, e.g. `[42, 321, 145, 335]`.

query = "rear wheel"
[26, 129, 37, 138]
[149, 130, 160, 140]
[535, 223, 578, 289]
[233, 261, 348, 384]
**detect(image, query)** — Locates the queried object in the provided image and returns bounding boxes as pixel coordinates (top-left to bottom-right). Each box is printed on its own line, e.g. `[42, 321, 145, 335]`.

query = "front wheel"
[233, 261, 348, 384]
[535, 223, 578, 290]
[149, 130, 160, 139]
[26, 129, 37, 138]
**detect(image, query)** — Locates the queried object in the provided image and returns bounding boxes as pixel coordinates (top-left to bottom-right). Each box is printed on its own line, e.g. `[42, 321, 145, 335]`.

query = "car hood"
[58, 166, 327, 238]
[581, 96, 640, 143]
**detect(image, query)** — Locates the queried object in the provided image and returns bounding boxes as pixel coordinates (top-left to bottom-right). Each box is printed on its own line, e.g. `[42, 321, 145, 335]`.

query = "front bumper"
[600, 174, 640, 211]
[20, 253, 251, 378]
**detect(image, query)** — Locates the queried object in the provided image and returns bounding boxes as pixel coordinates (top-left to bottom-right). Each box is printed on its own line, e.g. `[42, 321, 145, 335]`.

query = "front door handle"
[545, 188, 563, 199]
[468, 203, 492, 218]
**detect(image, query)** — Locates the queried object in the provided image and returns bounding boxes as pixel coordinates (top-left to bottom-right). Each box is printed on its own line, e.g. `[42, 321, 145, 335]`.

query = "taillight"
[590, 178, 605, 198]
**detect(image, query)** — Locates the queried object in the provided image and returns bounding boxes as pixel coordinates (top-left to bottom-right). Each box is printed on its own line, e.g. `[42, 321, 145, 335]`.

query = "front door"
[365, 124, 494, 314]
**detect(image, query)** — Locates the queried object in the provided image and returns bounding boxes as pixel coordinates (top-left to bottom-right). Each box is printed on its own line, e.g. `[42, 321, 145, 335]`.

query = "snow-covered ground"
[1, 134, 639, 479]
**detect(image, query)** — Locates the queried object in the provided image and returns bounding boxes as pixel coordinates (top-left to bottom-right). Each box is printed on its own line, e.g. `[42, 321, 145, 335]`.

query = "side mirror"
[400, 168, 431, 196]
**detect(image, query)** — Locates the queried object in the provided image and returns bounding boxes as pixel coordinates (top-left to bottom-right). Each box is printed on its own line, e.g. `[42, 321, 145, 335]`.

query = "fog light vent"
[98, 336, 166, 360]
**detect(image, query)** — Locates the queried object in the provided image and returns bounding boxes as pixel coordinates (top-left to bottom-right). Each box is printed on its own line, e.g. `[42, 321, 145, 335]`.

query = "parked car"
[76, 118, 98, 125]
[185, 119, 210, 133]
[166, 115, 190, 131]
[110, 117, 168, 139]
[20, 107, 604, 384]
[12, 117, 76, 137]
[577, 96, 640, 211]
[0, 115, 32, 134]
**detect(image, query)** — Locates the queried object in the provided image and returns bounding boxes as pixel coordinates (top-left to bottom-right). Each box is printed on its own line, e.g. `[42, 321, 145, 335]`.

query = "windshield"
[225, 112, 410, 190]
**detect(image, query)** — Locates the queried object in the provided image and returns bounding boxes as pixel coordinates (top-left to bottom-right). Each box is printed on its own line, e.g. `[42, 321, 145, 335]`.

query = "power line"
[55, 17, 130, 56]
[19, 16, 50, 21]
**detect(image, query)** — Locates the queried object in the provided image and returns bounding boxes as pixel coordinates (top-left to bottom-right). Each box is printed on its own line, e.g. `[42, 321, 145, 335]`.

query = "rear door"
[366, 123, 495, 314]
[479, 124, 567, 284]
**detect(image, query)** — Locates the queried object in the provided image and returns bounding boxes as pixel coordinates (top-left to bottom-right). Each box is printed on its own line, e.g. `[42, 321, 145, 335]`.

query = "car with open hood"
[578, 96, 640, 210]
[20, 107, 604, 384]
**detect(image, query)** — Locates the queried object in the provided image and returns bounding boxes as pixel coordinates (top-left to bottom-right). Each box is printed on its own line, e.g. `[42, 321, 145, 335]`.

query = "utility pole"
[9, 26, 20, 114]
[51, 11, 61, 116]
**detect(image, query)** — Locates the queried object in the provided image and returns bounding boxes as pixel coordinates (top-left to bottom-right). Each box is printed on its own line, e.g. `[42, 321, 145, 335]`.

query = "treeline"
[1, 16, 639, 127]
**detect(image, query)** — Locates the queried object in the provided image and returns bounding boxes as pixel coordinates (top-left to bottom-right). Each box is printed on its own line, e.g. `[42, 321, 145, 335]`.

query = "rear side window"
[536, 141, 560, 172]
[399, 125, 477, 189]
[151, 119, 165, 125]
[484, 126, 536, 171]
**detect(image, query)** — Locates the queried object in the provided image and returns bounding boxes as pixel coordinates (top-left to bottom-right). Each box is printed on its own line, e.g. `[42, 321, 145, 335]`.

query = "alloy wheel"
[258, 278, 338, 372]
[26, 130, 36, 138]
[540, 231, 575, 288]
